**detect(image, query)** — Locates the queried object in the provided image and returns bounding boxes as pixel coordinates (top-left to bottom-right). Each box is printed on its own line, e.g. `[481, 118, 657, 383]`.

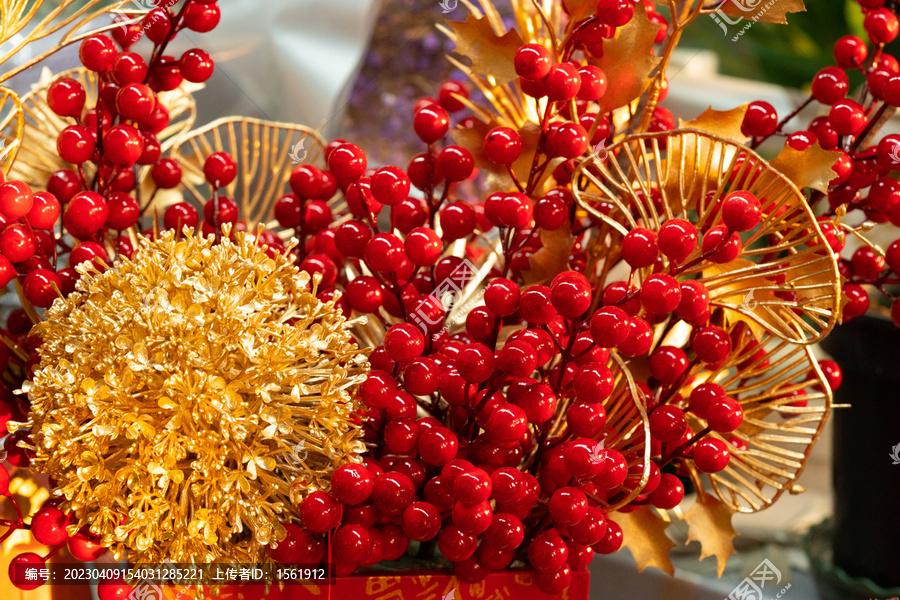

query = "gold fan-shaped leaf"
[168, 118, 327, 228]
[681, 323, 832, 513]
[573, 129, 842, 345]
[0, 85, 23, 175]
[0, 0, 134, 83]
[5, 67, 197, 189]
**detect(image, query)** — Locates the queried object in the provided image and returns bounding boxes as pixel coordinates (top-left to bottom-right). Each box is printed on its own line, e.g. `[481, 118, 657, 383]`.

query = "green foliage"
[679, 0, 898, 90]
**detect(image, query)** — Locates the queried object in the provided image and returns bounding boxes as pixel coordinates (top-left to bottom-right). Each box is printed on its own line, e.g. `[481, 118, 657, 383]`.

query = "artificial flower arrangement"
[0, 0, 897, 597]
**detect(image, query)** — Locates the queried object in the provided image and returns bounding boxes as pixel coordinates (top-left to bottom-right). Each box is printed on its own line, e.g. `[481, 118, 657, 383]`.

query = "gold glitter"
[10, 227, 368, 564]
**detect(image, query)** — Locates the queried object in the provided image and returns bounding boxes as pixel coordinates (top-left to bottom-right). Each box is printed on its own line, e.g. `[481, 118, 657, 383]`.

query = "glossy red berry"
[519, 285, 557, 325]
[692, 326, 731, 364]
[865, 8, 899, 44]
[528, 531, 569, 573]
[103, 124, 143, 166]
[649, 346, 689, 384]
[413, 105, 450, 144]
[164, 202, 200, 232]
[203, 152, 237, 188]
[179, 48, 214, 83]
[707, 397, 744, 433]
[514, 44, 552, 80]
[829, 99, 866, 136]
[79, 35, 116, 72]
[31, 506, 70, 546]
[741, 101, 778, 137]
[483, 127, 523, 165]
[590, 306, 629, 347]
[544, 63, 582, 102]
[649, 473, 684, 509]
[112, 52, 147, 85]
[596, 0, 635, 27]
[298, 491, 342, 532]
[834, 36, 868, 69]
[0, 180, 33, 219]
[371, 166, 411, 206]
[621, 227, 659, 268]
[404, 227, 442, 266]
[57, 125, 96, 164]
[811, 66, 849, 105]
[9, 552, 46, 590]
[657, 218, 698, 263]
[47, 77, 86, 117]
[437, 145, 475, 182]
[439, 201, 477, 240]
[184, 2, 221, 32]
[116, 83, 156, 121]
[328, 143, 367, 181]
[402, 502, 441, 542]
[23, 269, 61, 308]
[152, 158, 183, 189]
[0, 223, 35, 262]
[640, 273, 681, 315]
[693, 438, 731, 473]
[649, 405, 687, 442]
[365, 232, 405, 272]
[721, 191, 761, 231]
[384, 323, 425, 363]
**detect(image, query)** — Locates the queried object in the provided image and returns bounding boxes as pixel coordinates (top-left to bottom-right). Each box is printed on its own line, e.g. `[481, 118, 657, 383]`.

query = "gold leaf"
[609, 506, 675, 575]
[684, 494, 738, 576]
[563, 0, 596, 22]
[767, 142, 841, 193]
[525, 222, 574, 285]
[0, 85, 22, 176]
[448, 15, 524, 86]
[596, 2, 661, 112]
[720, 0, 806, 25]
[679, 105, 750, 146]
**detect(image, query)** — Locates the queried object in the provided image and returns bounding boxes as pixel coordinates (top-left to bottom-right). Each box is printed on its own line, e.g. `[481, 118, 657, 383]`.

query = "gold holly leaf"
[685, 494, 738, 576]
[448, 15, 524, 86]
[596, 2, 661, 112]
[767, 142, 841, 193]
[720, 0, 806, 25]
[0, 85, 22, 176]
[525, 222, 574, 285]
[680, 106, 750, 146]
[609, 506, 675, 575]
[563, 0, 596, 22]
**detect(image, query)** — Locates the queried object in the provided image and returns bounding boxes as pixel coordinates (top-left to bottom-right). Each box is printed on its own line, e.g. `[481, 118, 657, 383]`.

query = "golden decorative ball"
[12, 228, 368, 564]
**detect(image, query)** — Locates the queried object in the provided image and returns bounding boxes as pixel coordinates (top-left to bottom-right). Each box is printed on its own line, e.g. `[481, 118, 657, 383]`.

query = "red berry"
[331, 463, 374, 506]
[622, 227, 659, 268]
[364, 233, 405, 272]
[721, 191, 761, 232]
[203, 152, 237, 187]
[57, 125, 96, 164]
[103, 124, 143, 166]
[528, 531, 569, 573]
[648, 473, 684, 509]
[116, 83, 156, 121]
[413, 105, 450, 144]
[402, 502, 441, 541]
[649, 346, 689, 384]
[79, 35, 116, 72]
[842, 283, 870, 321]
[371, 166, 411, 206]
[865, 8, 899, 44]
[649, 405, 687, 442]
[436, 146, 475, 182]
[0, 223, 35, 262]
[741, 101, 778, 137]
[179, 48, 214, 83]
[550, 270, 592, 317]
[164, 202, 199, 231]
[707, 397, 744, 433]
[184, 2, 221, 32]
[834, 36, 868, 69]
[0, 180, 33, 219]
[657, 218, 698, 263]
[514, 44, 552, 80]
[384, 323, 425, 363]
[23, 269, 61, 308]
[26, 192, 60, 229]
[483, 127, 522, 165]
[692, 326, 731, 364]
[544, 63, 582, 102]
[298, 491, 342, 532]
[829, 99, 866, 136]
[333, 524, 373, 564]
[438, 80, 469, 112]
[112, 52, 147, 85]
[9, 552, 46, 590]
[640, 273, 681, 315]
[519, 285, 557, 325]
[328, 143, 367, 181]
[811, 66, 849, 105]
[549, 486, 588, 526]
[404, 227, 442, 266]
[693, 438, 731, 473]
[596, 0, 635, 27]
[47, 77, 86, 117]
[31, 506, 71, 546]
[577, 65, 608, 101]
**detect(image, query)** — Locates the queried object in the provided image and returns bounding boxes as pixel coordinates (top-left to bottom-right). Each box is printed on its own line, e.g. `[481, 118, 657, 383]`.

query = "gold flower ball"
[13, 228, 368, 563]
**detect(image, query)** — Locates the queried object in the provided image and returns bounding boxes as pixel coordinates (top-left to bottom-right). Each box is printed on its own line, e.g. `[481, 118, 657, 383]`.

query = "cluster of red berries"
[738, 0, 900, 326]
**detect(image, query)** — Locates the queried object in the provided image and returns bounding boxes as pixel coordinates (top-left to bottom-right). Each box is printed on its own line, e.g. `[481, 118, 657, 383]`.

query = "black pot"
[819, 315, 900, 588]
